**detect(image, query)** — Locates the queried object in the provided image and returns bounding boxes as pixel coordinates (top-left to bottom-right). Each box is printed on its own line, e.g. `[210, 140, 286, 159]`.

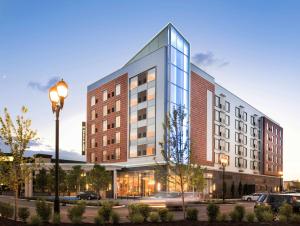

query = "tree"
[159, 105, 190, 219]
[35, 168, 48, 193]
[231, 182, 235, 198]
[0, 106, 37, 220]
[87, 164, 110, 198]
[189, 165, 206, 200]
[66, 165, 84, 194]
[47, 166, 67, 195]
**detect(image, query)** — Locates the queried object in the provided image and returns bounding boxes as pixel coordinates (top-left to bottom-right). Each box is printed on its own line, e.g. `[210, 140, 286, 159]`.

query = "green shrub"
[290, 214, 300, 223]
[158, 208, 169, 222]
[207, 203, 220, 222]
[111, 211, 120, 224]
[186, 207, 198, 221]
[254, 205, 272, 222]
[52, 213, 60, 225]
[130, 213, 144, 223]
[166, 212, 174, 222]
[230, 205, 245, 222]
[217, 213, 228, 222]
[18, 207, 30, 222]
[278, 214, 288, 223]
[0, 202, 14, 219]
[36, 199, 52, 223]
[246, 212, 255, 222]
[149, 211, 159, 222]
[279, 203, 293, 219]
[261, 211, 273, 222]
[98, 201, 113, 222]
[67, 202, 86, 224]
[94, 216, 105, 226]
[129, 203, 150, 220]
[29, 215, 42, 226]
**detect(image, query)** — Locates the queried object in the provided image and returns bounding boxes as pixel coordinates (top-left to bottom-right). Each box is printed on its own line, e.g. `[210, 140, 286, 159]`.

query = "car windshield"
[257, 194, 267, 202]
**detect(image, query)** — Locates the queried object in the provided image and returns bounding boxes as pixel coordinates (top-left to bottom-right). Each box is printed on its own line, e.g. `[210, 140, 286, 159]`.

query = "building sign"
[82, 122, 86, 155]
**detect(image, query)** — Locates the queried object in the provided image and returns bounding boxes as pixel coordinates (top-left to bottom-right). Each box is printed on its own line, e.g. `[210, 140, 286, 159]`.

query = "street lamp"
[278, 171, 283, 192]
[49, 79, 68, 214]
[220, 155, 228, 203]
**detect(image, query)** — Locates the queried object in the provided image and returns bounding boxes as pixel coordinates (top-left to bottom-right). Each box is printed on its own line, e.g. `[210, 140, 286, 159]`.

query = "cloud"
[1, 75, 7, 79]
[192, 51, 229, 68]
[28, 76, 60, 92]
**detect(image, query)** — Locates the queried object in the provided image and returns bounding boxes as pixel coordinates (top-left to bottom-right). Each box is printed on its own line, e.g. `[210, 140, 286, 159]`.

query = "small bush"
[217, 213, 228, 222]
[207, 203, 220, 222]
[128, 203, 150, 222]
[149, 211, 159, 222]
[158, 208, 169, 222]
[67, 202, 86, 224]
[231, 205, 245, 222]
[98, 201, 113, 222]
[166, 212, 174, 222]
[279, 203, 293, 219]
[246, 212, 255, 222]
[94, 216, 105, 226]
[130, 213, 144, 223]
[18, 207, 30, 222]
[111, 211, 120, 224]
[36, 199, 52, 223]
[52, 213, 60, 225]
[0, 202, 14, 219]
[29, 215, 42, 226]
[254, 205, 272, 222]
[261, 211, 273, 222]
[186, 207, 198, 221]
[290, 214, 300, 223]
[278, 214, 288, 223]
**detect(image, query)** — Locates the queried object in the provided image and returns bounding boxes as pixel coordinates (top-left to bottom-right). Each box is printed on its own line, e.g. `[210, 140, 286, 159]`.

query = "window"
[137, 144, 147, 156]
[147, 125, 155, 138]
[116, 132, 120, 144]
[103, 151, 107, 161]
[147, 87, 155, 101]
[147, 68, 156, 82]
[130, 111, 137, 124]
[103, 90, 108, 101]
[138, 108, 147, 121]
[243, 112, 247, 121]
[130, 77, 138, 90]
[115, 148, 120, 160]
[215, 95, 220, 107]
[111, 123, 115, 128]
[103, 135, 107, 146]
[251, 116, 255, 125]
[91, 138, 95, 148]
[225, 101, 230, 112]
[91, 124, 96, 135]
[91, 153, 95, 163]
[138, 90, 147, 103]
[91, 96, 96, 106]
[235, 107, 241, 117]
[103, 105, 107, 116]
[215, 110, 220, 122]
[111, 91, 114, 97]
[116, 116, 120, 128]
[147, 106, 155, 119]
[131, 94, 137, 107]
[103, 120, 107, 131]
[138, 126, 147, 138]
[225, 115, 230, 126]
[116, 100, 120, 112]
[147, 144, 155, 155]
[138, 72, 147, 86]
[91, 110, 96, 120]
[116, 84, 121, 96]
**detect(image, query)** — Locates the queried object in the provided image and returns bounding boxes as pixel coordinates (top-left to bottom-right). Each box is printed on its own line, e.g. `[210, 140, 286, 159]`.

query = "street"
[0, 195, 255, 223]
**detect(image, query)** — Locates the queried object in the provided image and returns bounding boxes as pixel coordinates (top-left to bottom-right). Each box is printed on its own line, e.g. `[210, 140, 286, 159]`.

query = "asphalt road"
[0, 195, 255, 223]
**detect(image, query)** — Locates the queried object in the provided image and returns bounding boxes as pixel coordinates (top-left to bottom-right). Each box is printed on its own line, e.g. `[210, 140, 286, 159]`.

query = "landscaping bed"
[1, 218, 300, 226]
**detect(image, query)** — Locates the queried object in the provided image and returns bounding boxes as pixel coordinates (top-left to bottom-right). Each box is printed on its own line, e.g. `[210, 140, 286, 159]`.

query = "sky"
[0, 0, 299, 180]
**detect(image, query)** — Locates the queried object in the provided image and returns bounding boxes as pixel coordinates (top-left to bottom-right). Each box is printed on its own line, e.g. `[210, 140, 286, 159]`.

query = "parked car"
[255, 193, 300, 212]
[242, 193, 262, 201]
[77, 191, 100, 200]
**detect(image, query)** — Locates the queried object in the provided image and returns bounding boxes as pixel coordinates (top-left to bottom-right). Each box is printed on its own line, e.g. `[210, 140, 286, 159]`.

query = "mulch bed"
[1, 218, 300, 226]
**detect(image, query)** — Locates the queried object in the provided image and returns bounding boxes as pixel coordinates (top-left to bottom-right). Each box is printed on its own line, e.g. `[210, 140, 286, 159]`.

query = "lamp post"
[278, 171, 283, 192]
[48, 79, 68, 214]
[220, 155, 228, 203]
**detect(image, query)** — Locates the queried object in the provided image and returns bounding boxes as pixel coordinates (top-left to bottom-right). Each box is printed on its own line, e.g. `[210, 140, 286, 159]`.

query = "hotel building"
[86, 24, 283, 198]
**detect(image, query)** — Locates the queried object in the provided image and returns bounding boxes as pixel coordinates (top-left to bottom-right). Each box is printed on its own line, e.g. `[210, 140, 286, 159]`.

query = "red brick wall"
[86, 73, 128, 163]
[190, 71, 215, 166]
[262, 117, 283, 176]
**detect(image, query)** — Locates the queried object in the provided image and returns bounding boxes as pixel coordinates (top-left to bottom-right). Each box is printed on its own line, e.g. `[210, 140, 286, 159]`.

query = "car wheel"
[247, 198, 251, 201]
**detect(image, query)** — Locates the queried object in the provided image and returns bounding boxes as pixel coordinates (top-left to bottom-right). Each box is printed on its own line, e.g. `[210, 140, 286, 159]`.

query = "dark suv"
[255, 193, 300, 212]
[77, 191, 100, 200]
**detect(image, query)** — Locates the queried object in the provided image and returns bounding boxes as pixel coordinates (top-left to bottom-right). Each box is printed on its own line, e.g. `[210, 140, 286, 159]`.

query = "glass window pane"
[131, 111, 137, 123]
[130, 77, 138, 90]
[130, 129, 137, 141]
[183, 41, 189, 56]
[171, 27, 177, 47]
[147, 68, 155, 82]
[103, 90, 107, 101]
[147, 125, 155, 138]
[170, 83, 177, 104]
[171, 47, 176, 65]
[91, 96, 96, 106]
[116, 84, 121, 96]
[147, 106, 155, 119]
[170, 65, 177, 84]
[183, 72, 189, 90]
[131, 94, 137, 107]
[176, 50, 184, 70]
[116, 116, 120, 128]
[147, 87, 155, 101]
[177, 36, 184, 52]
[183, 55, 188, 72]
[116, 100, 120, 112]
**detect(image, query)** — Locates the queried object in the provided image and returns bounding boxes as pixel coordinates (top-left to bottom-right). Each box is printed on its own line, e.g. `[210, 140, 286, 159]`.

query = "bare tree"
[0, 106, 37, 220]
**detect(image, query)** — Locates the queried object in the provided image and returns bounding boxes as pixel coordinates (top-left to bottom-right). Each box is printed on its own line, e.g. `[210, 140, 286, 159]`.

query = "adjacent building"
[86, 24, 283, 198]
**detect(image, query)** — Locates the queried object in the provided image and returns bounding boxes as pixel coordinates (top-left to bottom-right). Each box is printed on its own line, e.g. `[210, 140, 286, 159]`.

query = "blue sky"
[0, 0, 299, 180]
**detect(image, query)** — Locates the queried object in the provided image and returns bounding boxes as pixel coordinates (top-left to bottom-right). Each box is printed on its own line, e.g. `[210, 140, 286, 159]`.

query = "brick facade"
[86, 73, 128, 163]
[190, 71, 215, 166]
[262, 117, 283, 176]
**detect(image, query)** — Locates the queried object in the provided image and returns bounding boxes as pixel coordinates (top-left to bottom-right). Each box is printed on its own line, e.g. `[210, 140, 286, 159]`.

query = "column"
[113, 170, 118, 199]
[24, 171, 33, 198]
